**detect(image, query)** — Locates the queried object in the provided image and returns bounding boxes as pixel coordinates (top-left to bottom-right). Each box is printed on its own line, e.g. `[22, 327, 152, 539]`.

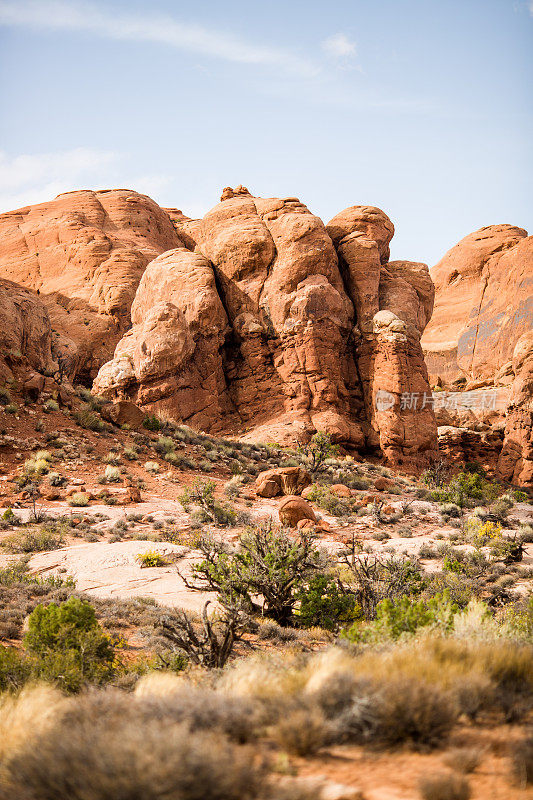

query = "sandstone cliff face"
[421, 224, 533, 486]
[497, 332, 533, 486]
[94, 187, 438, 467]
[0, 190, 180, 381]
[421, 225, 532, 385]
[0, 279, 53, 384]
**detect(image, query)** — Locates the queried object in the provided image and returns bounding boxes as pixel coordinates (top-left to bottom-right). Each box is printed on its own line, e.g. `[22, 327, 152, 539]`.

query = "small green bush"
[24, 596, 115, 691]
[296, 574, 360, 632]
[143, 414, 163, 431]
[345, 592, 457, 643]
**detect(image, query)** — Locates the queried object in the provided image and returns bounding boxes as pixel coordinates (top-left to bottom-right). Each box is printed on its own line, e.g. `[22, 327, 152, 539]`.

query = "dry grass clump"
[334, 677, 457, 750]
[0, 688, 317, 800]
[442, 746, 483, 774]
[511, 735, 533, 787]
[0, 524, 65, 553]
[272, 707, 329, 756]
[419, 771, 471, 800]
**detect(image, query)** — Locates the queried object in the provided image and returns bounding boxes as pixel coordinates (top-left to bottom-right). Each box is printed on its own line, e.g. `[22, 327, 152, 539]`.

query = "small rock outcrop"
[255, 467, 312, 498]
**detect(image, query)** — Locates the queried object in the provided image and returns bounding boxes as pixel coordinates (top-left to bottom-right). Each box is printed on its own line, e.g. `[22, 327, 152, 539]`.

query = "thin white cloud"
[321, 33, 357, 59]
[0, 0, 318, 77]
[0, 148, 118, 211]
[0, 148, 175, 213]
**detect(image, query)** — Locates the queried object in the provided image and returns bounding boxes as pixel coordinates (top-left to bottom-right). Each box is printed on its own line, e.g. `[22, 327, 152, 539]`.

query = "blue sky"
[0, 0, 531, 266]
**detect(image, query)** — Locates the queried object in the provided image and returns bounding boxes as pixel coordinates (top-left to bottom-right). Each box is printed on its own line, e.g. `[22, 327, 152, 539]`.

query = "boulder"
[278, 495, 317, 527]
[255, 466, 312, 498]
[100, 400, 145, 428]
[330, 483, 352, 497]
[22, 373, 46, 402]
[373, 476, 392, 492]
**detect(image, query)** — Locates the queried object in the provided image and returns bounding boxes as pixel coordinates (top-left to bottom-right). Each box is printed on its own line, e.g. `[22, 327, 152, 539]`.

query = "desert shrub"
[0, 690, 268, 800]
[187, 524, 325, 625]
[440, 503, 462, 520]
[0, 386, 11, 406]
[519, 524, 533, 543]
[296, 574, 360, 632]
[160, 603, 248, 669]
[43, 398, 59, 412]
[47, 471, 66, 487]
[137, 550, 169, 568]
[24, 597, 115, 692]
[104, 451, 121, 465]
[466, 518, 521, 562]
[273, 707, 329, 756]
[297, 431, 339, 474]
[339, 547, 426, 620]
[305, 485, 352, 517]
[154, 435, 175, 455]
[430, 472, 500, 508]
[67, 492, 90, 507]
[336, 677, 457, 750]
[0, 644, 32, 690]
[73, 404, 105, 432]
[1, 524, 65, 553]
[419, 771, 471, 800]
[489, 493, 514, 521]
[422, 460, 450, 489]
[224, 476, 245, 498]
[122, 446, 138, 461]
[345, 592, 457, 643]
[23, 456, 50, 476]
[144, 460, 160, 474]
[180, 480, 236, 527]
[511, 735, 533, 786]
[104, 464, 122, 483]
[143, 413, 163, 431]
[442, 746, 483, 774]
[135, 680, 257, 743]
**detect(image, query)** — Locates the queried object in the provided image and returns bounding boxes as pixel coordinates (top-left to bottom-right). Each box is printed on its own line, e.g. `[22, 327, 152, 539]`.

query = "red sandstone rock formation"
[94, 191, 438, 467]
[422, 225, 532, 385]
[0, 189, 180, 381]
[0, 186, 439, 468]
[497, 332, 533, 486]
[422, 224, 532, 486]
[0, 279, 53, 384]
